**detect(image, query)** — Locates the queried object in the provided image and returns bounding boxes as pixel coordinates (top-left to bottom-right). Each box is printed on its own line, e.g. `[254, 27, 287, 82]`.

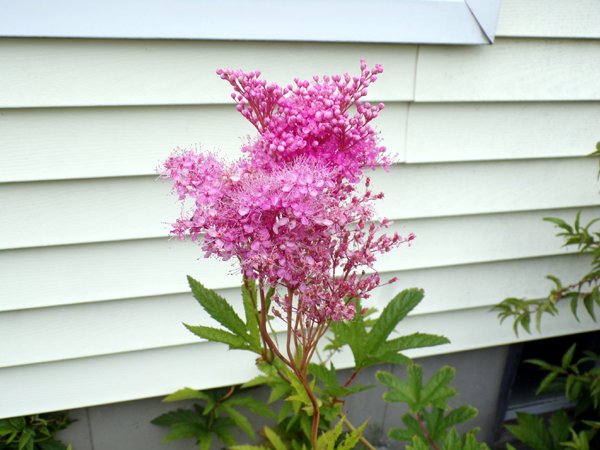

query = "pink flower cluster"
[217, 60, 389, 182]
[162, 61, 413, 322]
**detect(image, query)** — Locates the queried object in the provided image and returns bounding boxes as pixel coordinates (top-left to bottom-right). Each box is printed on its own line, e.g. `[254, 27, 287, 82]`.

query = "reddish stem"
[416, 412, 439, 450]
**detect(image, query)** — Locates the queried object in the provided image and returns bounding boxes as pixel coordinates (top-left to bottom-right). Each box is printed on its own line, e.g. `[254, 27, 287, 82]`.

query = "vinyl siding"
[1, 0, 599, 417]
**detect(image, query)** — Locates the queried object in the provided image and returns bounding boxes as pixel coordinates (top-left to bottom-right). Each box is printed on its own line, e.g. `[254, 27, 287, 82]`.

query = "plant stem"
[341, 415, 376, 450]
[258, 284, 291, 367]
[343, 369, 361, 388]
[416, 412, 439, 450]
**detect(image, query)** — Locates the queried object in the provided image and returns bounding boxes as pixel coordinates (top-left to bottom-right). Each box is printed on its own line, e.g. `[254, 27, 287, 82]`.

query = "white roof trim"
[0, 0, 502, 44]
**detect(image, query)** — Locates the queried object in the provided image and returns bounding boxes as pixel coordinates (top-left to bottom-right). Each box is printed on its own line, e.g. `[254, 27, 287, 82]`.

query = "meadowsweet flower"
[162, 61, 412, 323]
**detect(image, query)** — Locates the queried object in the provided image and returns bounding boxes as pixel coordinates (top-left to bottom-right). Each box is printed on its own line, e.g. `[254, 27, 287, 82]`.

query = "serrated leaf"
[367, 289, 424, 352]
[406, 435, 430, 450]
[242, 281, 262, 353]
[505, 412, 551, 450]
[242, 375, 271, 388]
[443, 428, 462, 450]
[163, 388, 210, 403]
[388, 426, 414, 442]
[378, 370, 417, 405]
[382, 333, 449, 353]
[187, 276, 248, 339]
[263, 426, 287, 450]
[316, 420, 343, 450]
[338, 419, 368, 450]
[443, 405, 479, 429]
[151, 409, 205, 428]
[548, 410, 570, 445]
[222, 405, 255, 439]
[277, 400, 293, 424]
[226, 396, 275, 419]
[184, 324, 248, 350]
[330, 309, 369, 368]
[17, 428, 34, 450]
[421, 366, 456, 410]
[197, 431, 212, 450]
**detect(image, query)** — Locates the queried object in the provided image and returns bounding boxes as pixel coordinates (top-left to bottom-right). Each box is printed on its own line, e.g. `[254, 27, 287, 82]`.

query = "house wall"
[1, 0, 599, 423]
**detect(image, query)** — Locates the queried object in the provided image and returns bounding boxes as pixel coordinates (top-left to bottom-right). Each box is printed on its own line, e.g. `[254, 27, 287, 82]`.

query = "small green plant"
[0, 412, 72, 450]
[493, 210, 600, 335]
[493, 143, 600, 450]
[377, 364, 489, 450]
[152, 387, 275, 450]
[152, 282, 467, 449]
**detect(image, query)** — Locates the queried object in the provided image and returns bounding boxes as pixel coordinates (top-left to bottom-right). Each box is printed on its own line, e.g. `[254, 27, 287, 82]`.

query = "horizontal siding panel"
[497, 0, 600, 39]
[1, 208, 594, 312]
[0, 254, 589, 368]
[0, 103, 407, 182]
[0, 39, 416, 108]
[416, 39, 600, 101]
[2, 159, 598, 250]
[406, 103, 600, 162]
[2, 302, 596, 418]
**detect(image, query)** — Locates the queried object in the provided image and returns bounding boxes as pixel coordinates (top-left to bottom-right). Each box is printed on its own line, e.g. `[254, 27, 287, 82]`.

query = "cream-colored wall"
[1, 0, 599, 417]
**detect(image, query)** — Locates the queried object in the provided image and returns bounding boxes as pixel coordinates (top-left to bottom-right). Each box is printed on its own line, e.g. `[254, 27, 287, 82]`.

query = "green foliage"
[378, 364, 489, 449]
[504, 411, 571, 450]
[0, 412, 72, 450]
[407, 429, 489, 450]
[328, 289, 449, 369]
[157, 279, 475, 449]
[493, 145, 600, 450]
[185, 277, 262, 353]
[492, 210, 600, 335]
[152, 387, 275, 448]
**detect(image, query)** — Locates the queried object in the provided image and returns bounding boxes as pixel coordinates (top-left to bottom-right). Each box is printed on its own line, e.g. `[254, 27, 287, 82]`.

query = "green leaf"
[231, 445, 269, 450]
[548, 410, 570, 446]
[197, 431, 212, 450]
[443, 405, 479, 429]
[570, 295, 580, 321]
[226, 396, 275, 419]
[562, 344, 577, 369]
[329, 308, 369, 368]
[382, 332, 449, 353]
[379, 365, 456, 413]
[38, 440, 70, 450]
[544, 217, 573, 234]
[263, 426, 287, 450]
[184, 324, 248, 350]
[406, 435, 430, 450]
[367, 289, 424, 351]
[536, 371, 559, 395]
[505, 412, 553, 450]
[388, 426, 414, 442]
[337, 420, 368, 450]
[242, 281, 262, 353]
[222, 404, 255, 439]
[316, 420, 343, 450]
[583, 295, 597, 321]
[378, 369, 418, 406]
[187, 276, 248, 338]
[163, 388, 210, 403]
[277, 400, 293, 424]
[17, 428, 34, 450]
